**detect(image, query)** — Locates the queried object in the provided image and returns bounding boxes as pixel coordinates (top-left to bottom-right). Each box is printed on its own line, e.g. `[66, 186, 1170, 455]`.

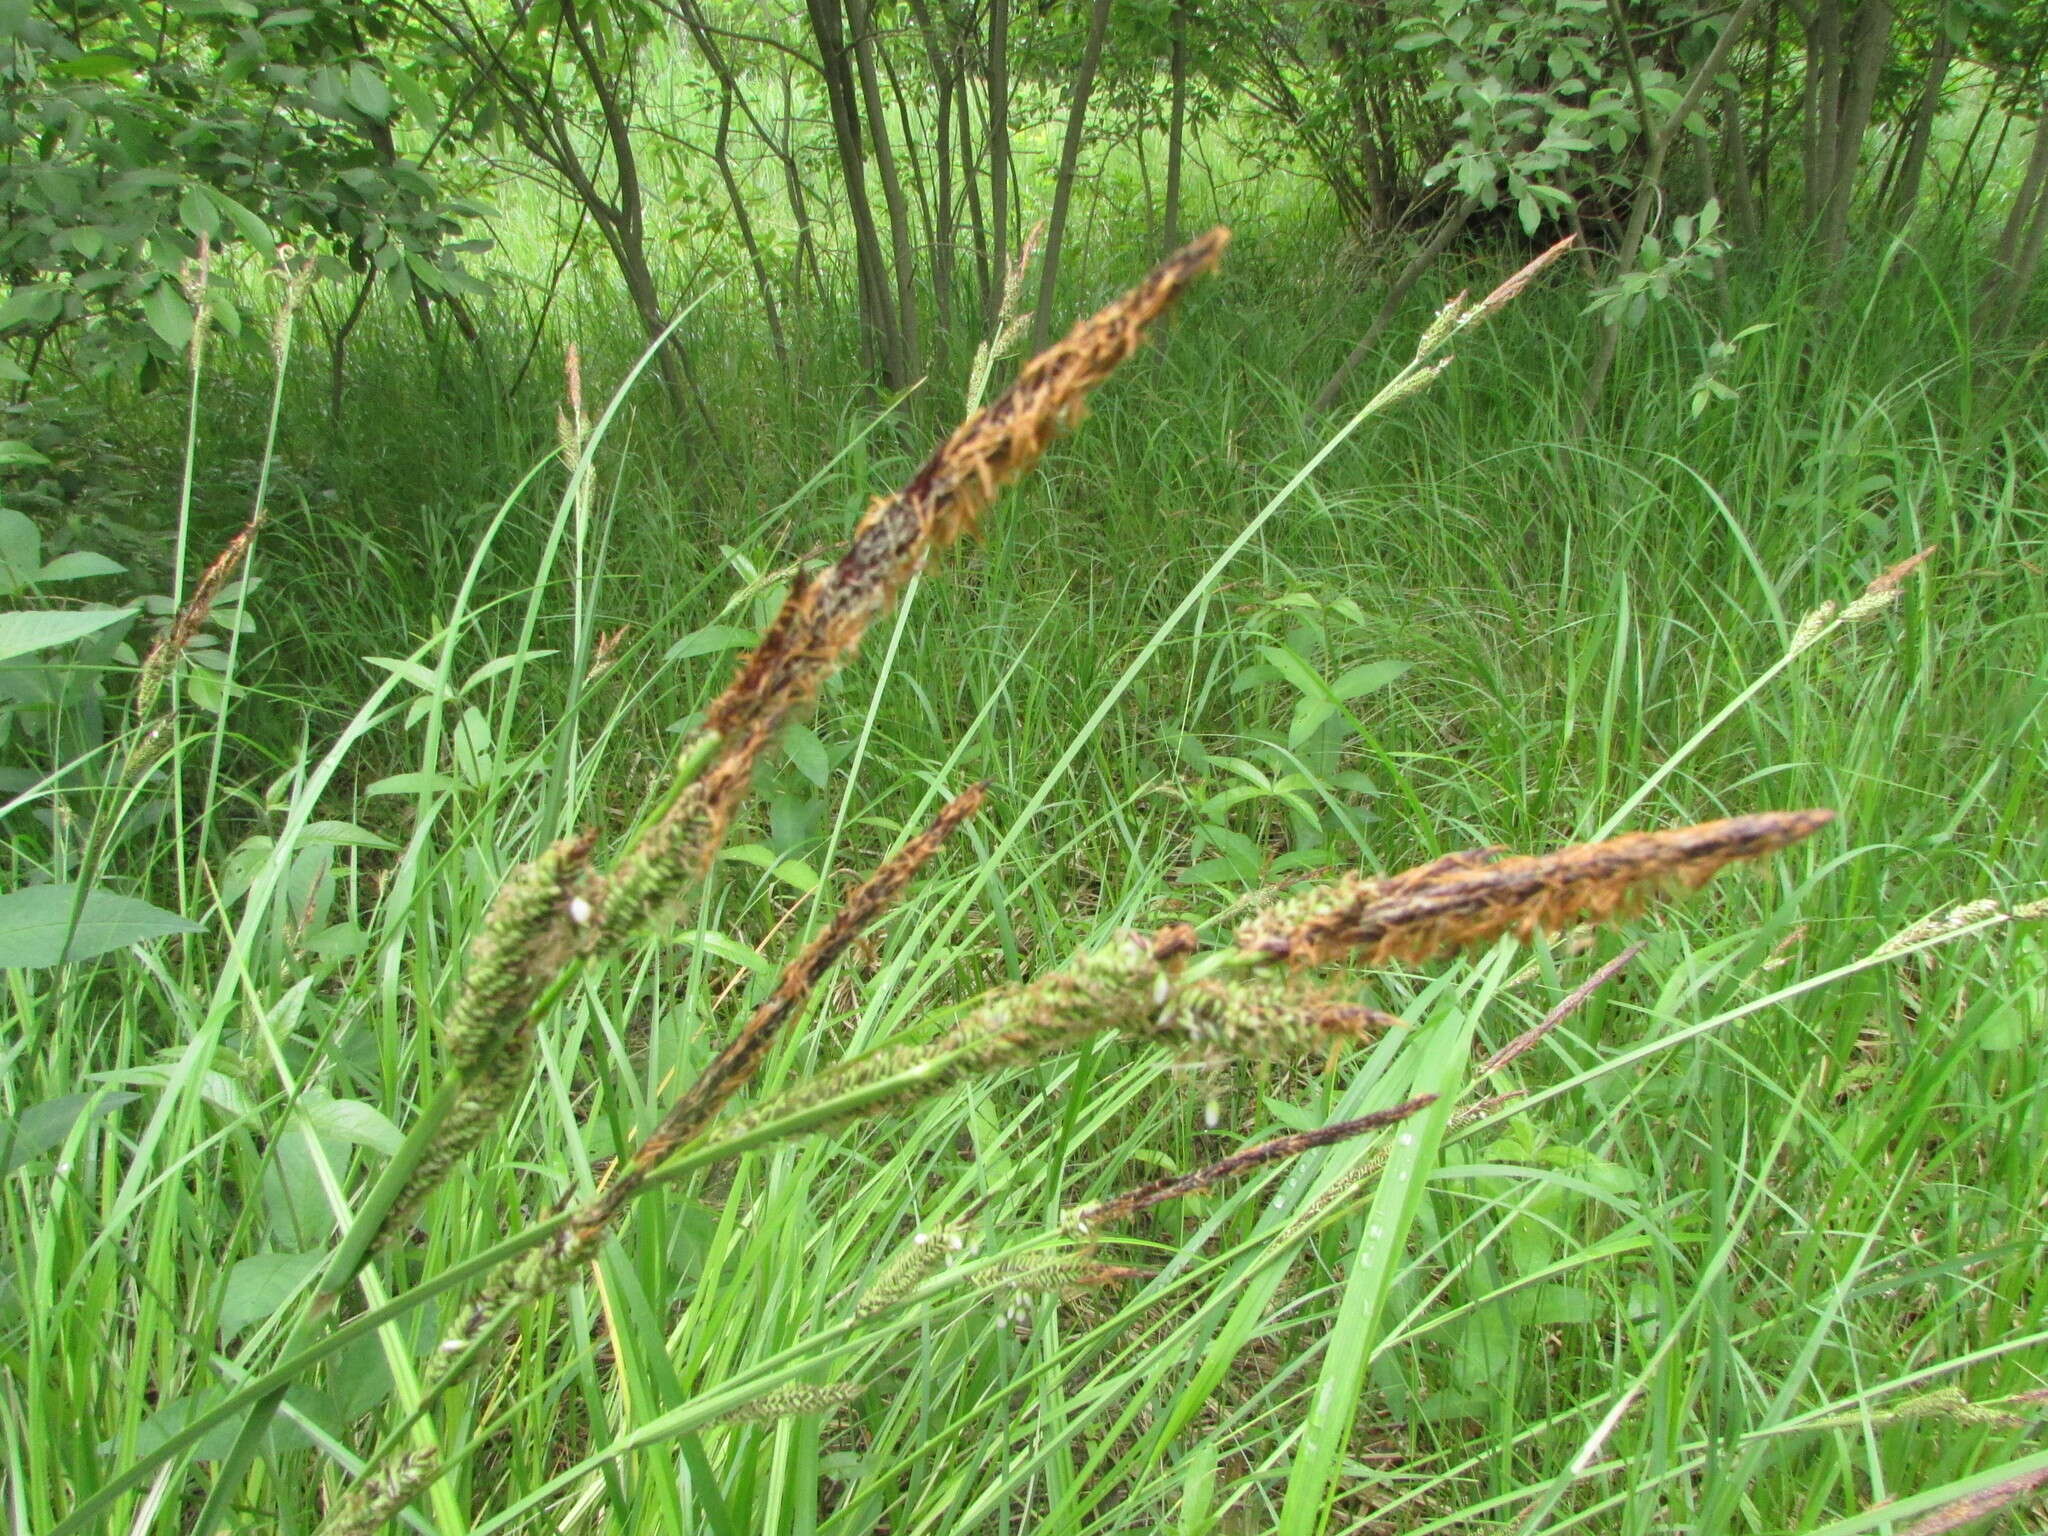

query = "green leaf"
[1287, 695, 1338, 748]
[345, 62, 394, 121]
[0, 883, 202, 968]
[218, 1251, 322, 1338]
[717, 843, 820, 894]
[140, 283, 194, 351]
[1257, 644, 1333, 701]
[783, 722, 830, 787]
[0, 1090, 139, 1175]
[666, 623, 756, 662]
[203, 189, 276, 255]
[0, 440, 50, 468]
[295, 1098, 402, 1157]
[297, 820, 397, 851]
[0, 509, 41, 591]
[1976, 1000, 2028, 1051]
[1331, 659, 1412, 701]
[0, 607, 136, 662]
[35, 552, 124, 582]
[0, 285, 62, 330]
[179, 186, 219, 239]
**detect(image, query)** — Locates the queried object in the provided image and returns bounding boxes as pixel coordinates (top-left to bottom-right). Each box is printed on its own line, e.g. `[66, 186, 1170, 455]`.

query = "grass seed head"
[1237, 810, 1833, 967]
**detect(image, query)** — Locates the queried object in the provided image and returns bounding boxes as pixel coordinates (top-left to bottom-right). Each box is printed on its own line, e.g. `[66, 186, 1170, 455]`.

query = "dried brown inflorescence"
[125, 512, 265, 774]
[589, 228, 1232, 942]
[1236, 810, 1834, 967]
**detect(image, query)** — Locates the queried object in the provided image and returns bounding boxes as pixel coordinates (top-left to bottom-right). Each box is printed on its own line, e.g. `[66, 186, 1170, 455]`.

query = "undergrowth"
[3, 211, 2045, 1535]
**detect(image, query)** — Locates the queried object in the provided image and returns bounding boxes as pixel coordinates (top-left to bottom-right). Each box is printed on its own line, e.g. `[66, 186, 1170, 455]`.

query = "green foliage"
[0, 0, 486, 388]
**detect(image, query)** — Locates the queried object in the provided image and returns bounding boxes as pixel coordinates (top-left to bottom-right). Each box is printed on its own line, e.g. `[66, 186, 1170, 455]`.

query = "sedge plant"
[60, 231, 1869, 1534]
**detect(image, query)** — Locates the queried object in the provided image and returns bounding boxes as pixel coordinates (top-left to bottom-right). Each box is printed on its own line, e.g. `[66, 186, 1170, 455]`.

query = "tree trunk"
[1987, 103, 2048, 336]
[1801, 0, 1841, 227]
[805, 0, 907, 384]
[1030, 0, 1114, 351]
[1885, 31, 1952, 227]
[847, 0, 922, 378]
[712, 83, 789, 378]
[955, 54, 990, 317]
[1307, 199, 1473, 416]
[1580, 0, 1765, 424]
[1756, 0, 1782, 227]
[905, 0, 958, 336]
[1720, 82, 1761, 246]
[985, 0, 1012, 329]
[1164, 0, 1189, 254]
[1818, 0, 1893, 261]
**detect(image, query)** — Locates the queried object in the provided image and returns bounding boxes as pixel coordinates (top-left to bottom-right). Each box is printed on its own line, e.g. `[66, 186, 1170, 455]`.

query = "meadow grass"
[4, 206, 2045, 1535]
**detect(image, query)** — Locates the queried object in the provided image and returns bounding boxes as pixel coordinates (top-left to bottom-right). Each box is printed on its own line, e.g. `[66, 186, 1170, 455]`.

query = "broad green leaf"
[0, 285, 62, 330]
[666, 623, 756, 662]
[0, 1090, 139, 1175]
[0, 510, 40, 591]
[345, 62, 394, 122]
[218, 1251, 322, 1337]
[783, 722, 830, 787]
[0, 883, 201, 968]
[460, 649, 555, 694]
[1331, 659, 1412, 700]
[717, 843, 820, 894]
[34, 552, 124, 582]
[140, 283, 194, 351]
[178, 186, 218, 239]
[297, 820, 397, 851]
[1287, 695, 1338, 748]
[0, 604, 135, 657]
[365, 655, 445, 693]
[295, 1098, 401, 1157]
[202, 188, 276, 255]
[1256, 644, 1332, 701]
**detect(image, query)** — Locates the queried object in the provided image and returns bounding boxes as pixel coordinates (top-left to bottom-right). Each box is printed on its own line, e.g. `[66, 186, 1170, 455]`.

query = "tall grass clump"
[7, 216, 2046, 1536]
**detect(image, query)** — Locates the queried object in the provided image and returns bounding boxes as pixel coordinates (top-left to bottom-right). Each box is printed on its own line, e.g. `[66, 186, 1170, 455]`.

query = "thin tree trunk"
[778, 68, 827, 302]
[905, 0, 957, 336]
[1884, 28, 1954, 227]
[1995, 108, 2048, 265]
[1307, 199, 1473, 417]
[1756, 0, 1782, 227]
[1988, 153, 2048, 339]
[712, 82, 790, 378]
[1164, 0, 1188, 254]
[985, 0, 1011, 329]
[558, 0, 704, 425]
[1720, 82, 1762, 246]
[1819, 0, 1892, 260]
[805, 0, 906, 384]
[1030, 0, 1114, 351]
[1801, 0, 1841, 227]
[847, 0, 922, 377]
[1581, 0, 1765, 424]
[955, 54, 990, 316]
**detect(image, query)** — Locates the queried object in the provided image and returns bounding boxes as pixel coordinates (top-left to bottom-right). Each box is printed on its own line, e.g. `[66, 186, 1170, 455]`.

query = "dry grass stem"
[624, 784, 986, 1179]
[1237, 811, 1833, 967]
[1478, 942, 1646, 1076]
[1063, 1092, 1439, 1233]
[1893, 1464, 2048, 1536]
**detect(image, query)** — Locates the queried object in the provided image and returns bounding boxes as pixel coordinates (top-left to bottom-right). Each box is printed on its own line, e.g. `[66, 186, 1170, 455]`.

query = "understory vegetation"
[2, 2, 2046, 1532]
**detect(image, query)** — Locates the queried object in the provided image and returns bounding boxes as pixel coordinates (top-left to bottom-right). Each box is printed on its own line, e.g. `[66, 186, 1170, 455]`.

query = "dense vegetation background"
[2, 0, 2045, 1531]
